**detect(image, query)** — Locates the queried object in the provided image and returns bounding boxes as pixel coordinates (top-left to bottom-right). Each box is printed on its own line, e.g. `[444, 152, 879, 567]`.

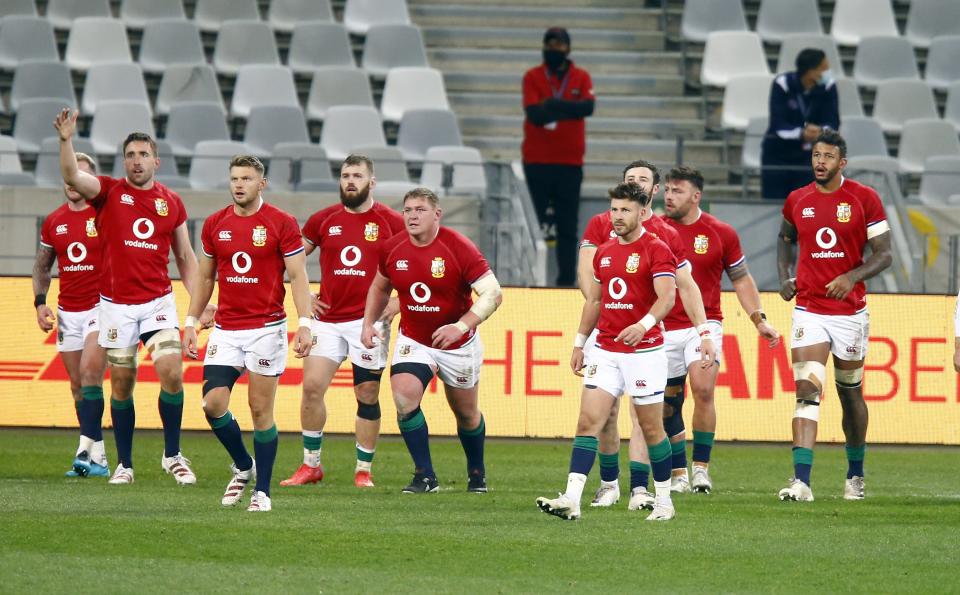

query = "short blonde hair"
[229, 154, 265, 176]
[403, 187, 440, 208]
[75, 152, 97, 174]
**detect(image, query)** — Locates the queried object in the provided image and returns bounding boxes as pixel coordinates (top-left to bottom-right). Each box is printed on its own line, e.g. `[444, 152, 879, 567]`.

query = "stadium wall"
[2, 280, 958, 445]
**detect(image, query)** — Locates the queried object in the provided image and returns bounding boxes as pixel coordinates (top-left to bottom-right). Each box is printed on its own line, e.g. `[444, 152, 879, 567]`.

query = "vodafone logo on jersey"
[61, 241, 95, 272]
[55, 224, 68, 235]
[124, 218, 159, 250]
[226, 251, 259, 284]
[334, 245, 366, 277]
[408, 282, 440, 312]
[604, 276, 633, 310]
[811, 226, 845, 259]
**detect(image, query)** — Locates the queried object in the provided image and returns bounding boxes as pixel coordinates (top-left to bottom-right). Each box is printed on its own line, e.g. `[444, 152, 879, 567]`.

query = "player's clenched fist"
[360, 322, 382, 349]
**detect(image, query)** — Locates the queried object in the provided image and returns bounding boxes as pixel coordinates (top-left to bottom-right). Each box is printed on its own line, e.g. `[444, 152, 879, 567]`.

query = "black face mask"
[542, 49, 567, 71]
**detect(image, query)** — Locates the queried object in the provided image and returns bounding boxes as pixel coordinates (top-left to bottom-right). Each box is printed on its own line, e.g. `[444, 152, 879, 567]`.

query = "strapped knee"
[352, 363, 383, 386]
[834, 367, 863, 389]
[202, 365, 242, 397]
[357, 400, 381, 421]
[107, 345, 138, 369]
[663, 394, 686, 438]
[145, 328, 182, 360]
[390, 362, 435, 391]
[793, 361, 826, 422]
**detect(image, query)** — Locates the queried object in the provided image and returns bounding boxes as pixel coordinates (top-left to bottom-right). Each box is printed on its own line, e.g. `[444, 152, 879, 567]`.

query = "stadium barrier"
[2, 279, 958, 444]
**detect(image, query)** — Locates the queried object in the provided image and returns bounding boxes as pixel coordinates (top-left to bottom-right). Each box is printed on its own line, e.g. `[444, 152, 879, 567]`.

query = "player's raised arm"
[726, 261, 780, 347]
[361, 271, 393, 348]
[777, 218, 798, 301]
[54, 109, 100, 199]
[181, 251, 217, 360]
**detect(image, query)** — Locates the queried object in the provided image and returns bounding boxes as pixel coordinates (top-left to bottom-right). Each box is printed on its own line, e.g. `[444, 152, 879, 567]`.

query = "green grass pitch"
[1, 428, 958, 593]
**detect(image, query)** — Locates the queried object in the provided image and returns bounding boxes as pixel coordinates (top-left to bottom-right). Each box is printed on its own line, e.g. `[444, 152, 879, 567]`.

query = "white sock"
[91, 440, 107, 465]
[564, 473, 587, 505]
[355, 443, 374, 472]
[76, 435, 94, 457]
[654, 479, 672, 505]
[303, 430, 322, 467]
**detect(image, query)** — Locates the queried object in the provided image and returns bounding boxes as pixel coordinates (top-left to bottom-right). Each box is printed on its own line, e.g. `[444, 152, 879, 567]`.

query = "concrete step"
[448, 92, 702, 120]
[460, 115, 705, 141]
[422, 27, 665, 52]
[428, 48, 682, 75]
[444, 71, 685, 96]
[580, 181, 755, 200]
[468, 136, 725, 165]
[410, 5, 663, 31]
[581, 162, 730, 185]
[412, 0, 644, 7]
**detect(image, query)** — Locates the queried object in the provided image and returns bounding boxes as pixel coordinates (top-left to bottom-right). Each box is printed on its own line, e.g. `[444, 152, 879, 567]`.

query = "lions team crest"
[107, 328, 118, 341]
[399, 345, 411, 356]
[85, 218, 97, 237]
[252, 225, 267, 247]
[586, 365, 597, 377]
[364, 222, 379, 242]
[836, 203, 851, 223]
[625, 253, 640, 274]
[431, 257, 445, 278]
[154, 198, 169, 216]
[207, 344, 217, 357]
[694, 234, 709, 255]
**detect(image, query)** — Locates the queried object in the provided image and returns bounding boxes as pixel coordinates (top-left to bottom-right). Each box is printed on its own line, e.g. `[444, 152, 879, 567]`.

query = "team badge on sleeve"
[154, 198, 169, 216]
[85, 218, 98, 237]
[431, 257, 445, 278]
[694, 234, 709, 254]
[363, 222, 379, 242]
[252, 225, 267, 247]
[626, 253, 640, 274]
[836, 203, 851, 223]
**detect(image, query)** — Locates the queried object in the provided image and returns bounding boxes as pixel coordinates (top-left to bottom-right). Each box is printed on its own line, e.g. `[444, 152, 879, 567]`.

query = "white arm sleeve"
[469, 273, 503, 322]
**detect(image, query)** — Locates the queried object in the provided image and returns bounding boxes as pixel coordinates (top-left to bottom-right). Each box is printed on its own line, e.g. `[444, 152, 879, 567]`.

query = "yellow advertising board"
[2, 278, 959, 444]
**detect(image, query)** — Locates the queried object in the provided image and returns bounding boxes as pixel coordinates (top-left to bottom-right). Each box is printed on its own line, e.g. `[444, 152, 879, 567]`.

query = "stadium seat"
[0, 135, 26, 174]
[269, 142, 335, 191]
[64, 18, 132, 71]
[905, 0, 960, 48]
[35, 136, 97, 187]
[680, 0, 747, 42]
[368, 180, 418, 201]
[853, 36, 920, 86]
[0, 0, 36, 17]
[946, 82, 960, 131]
[776, 34, 844, 77]
[0, 16, 58, 69]
[46, 0, 110, 30]
[343, 0, 411, 35]
[924, 36, 960, 90]
[193, 0, 260, 32]
[112, 139, 180, 180]
[839, 116, 890, 159]
[741, 116, 768, 171]
[268, 0, 333, 32]
[13, 98, 70, 153]
[287, 22, 356, 74]
[139, 19, 205, 74]
[917, 155, 960, 203]
[396, 109, 463, 162]
[720, 74, 773, 130]
[355, 146, 409, 182]
[831, 0, 899, 46]
[305, 67, 375, 121]
[898, 118, 960, 173]
[9, 61, 76, 114]
[89, 100, 155, 155]
[362, 24, 429, 78]
[190, 140, 253, 190]
[0, 172, 35, 186]
[872, 79, 938, 132]
[243, 105, 310, 157]
[756, 0, 822, 41]
[700, 32, 769, 88]
[420, 146, 486, 196]
[164, 101, 230, 157]
[835, 78, 864, 117]
[380, 67, 450, 123]
[231, 65, 299, 119]
[82, 63, 150, 117]
[120, 0, 186, 28]
[844, 156, 902, 185]
[320, 106, 387, 161]
[213, 21, 280, 76]
[156, 64, 224, 116]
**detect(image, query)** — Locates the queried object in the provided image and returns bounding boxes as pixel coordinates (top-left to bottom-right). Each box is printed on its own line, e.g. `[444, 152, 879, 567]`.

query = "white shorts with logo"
[791, 308, 869, 361]
[204, 322, 288, 376]
[57, 304, 100, 352]
[664, 320, 724, 378]
[391, 330, 484, 389]
[98, 293, 178, 349]
[583, 346, 668, 406]
[310, 318, 389, 370]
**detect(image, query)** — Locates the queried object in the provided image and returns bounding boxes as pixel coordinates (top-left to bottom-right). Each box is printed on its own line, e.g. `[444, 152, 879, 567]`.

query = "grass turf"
[0, 428, 958, 593]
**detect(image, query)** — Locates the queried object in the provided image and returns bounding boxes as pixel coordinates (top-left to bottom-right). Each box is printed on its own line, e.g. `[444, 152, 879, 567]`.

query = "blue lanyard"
[544, 67, 571, 99]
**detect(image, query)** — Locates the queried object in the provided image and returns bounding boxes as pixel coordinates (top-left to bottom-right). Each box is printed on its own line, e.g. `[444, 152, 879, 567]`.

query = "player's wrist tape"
[298, 317, 312, 329]
[639, 313, 656, 330]
[453, 321, 470, 335]
[697, 323, 712, 337]
[749, 310, 767, 326]
[183, 315, 198, 328]
[574, 333, 588, 349]
[34, 293, 46, 307]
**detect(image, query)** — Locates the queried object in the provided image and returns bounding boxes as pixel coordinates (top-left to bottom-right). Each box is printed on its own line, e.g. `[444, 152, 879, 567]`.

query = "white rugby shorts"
[204, 321, 288, 376]
[664, 320, 723, 378]
[56, 304, 100, 352]
[310, 318, 389, 370]
[791, 308, 869, 361]
[98, 293, 178, 349]
[391, 330, 484, 389]
[583, 345, 667, 406]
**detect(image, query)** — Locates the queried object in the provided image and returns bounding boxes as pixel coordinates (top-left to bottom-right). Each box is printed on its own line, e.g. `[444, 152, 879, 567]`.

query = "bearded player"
[362, 188, 502, 493]
[777, 131, 891, 501]
[280, 155, 404, 488]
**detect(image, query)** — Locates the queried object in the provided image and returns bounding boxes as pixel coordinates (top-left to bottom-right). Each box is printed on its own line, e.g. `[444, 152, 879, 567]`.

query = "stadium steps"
[460, 115, 706, 141]
[410, 5, 661, 31]
[465, 136, 725, 166]
[448, 92, 702, 120]
[422, 27, 665, 52]
[412, 0, 642, 7]
[442, 71, 686, 96]
[428, 48, 681, 76]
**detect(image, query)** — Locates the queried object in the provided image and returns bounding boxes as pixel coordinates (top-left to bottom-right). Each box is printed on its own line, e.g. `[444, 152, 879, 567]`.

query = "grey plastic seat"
[320, 106, 387, 161]
[0, 135, 25, 173]
[0, 16, 58, 69]
[354, 146, 408, 182]
[720, 74, 773, 130]
[701, 31, 769, 88]
[362, 24, 428, 78]
[89, 100, 155, 155]
[369, 180, 417, 200]
[918, 155, 960, 203]
[872, 79, 938, 132]
[156, 64, 223, 116]
[305, 67, 374, 121]
[396, 109, 463, 162]
[420, 146, 485, 196]
[268, 0, 333, 32]
[845, 156, 902, 184]
[905, 0, 960, 48]
[946, 82, 960, 131]
[9, 61, 76, 113]
[193, 0, 260, 32]
[65, 18, 132, 71]
[288, 22, 355, 73]
[776, 34, 844, 78]
[0, 0, 36, 17]
[139, 19, 205, 74]
[680, 0, 747, 42]
[13, 98, 71, 153]
[35, 136, 97, 187]
[840, 116, 889, 158]
[343, 0, 410, 35]
[924, 35, 960, 90]
[243, 105, 309, 157]
[190, 140, 253, 190]
[835, 78, 864, 117]
[164, 101, 230, 157]
[380, 67, 450, 123]
[269, 142, 332, 191]
[213, 21, 280, 76]
[231, 65, 299, 119]
[756, 0, 822, 41]
[113, 139, 179, 179]
[898, 118, 960, 173]
[853, 36, 920, 86]
[831, 0, 899, 46]
[46, 0, 110, 29]
[82, 63, 150, 116]
[741, 116, 768, 171]
[120, 0, 186, 28]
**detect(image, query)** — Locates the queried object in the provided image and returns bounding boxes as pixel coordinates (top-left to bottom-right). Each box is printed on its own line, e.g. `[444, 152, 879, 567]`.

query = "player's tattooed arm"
[32, 245, 56, 332]
[777, 219, 798, 301]
[825, 231, 892, 300]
